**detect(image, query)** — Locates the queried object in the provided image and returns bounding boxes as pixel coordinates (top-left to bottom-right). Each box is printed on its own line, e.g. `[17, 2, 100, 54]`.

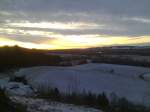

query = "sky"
[0, 0, 150, 49]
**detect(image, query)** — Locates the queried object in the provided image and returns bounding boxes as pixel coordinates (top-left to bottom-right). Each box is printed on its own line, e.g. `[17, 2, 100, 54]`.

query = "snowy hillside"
[16, 63, 150, 106]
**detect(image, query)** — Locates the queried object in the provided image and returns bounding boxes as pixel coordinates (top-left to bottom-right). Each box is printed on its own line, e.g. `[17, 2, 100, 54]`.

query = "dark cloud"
[0, 0, 150, 44]
[1, 0, 150, 17]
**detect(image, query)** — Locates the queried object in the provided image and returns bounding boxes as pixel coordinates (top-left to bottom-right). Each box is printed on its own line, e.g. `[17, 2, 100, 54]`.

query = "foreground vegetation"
[1, 77, 150, 112]
[37, 88, 150, 112]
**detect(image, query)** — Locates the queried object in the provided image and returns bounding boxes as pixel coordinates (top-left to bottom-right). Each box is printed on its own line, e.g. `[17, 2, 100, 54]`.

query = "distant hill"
[0, 46, 62, 72]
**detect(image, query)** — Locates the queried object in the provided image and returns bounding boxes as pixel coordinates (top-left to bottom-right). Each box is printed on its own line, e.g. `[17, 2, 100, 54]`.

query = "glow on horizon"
[0, 37, 56, 49]
[1, 21, 149, 49]
[47, 36, 150, 49]
[0, 36, 150, 50]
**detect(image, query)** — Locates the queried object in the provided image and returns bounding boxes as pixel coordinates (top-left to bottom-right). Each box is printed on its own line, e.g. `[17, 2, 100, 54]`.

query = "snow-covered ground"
[143, 73, 150, 81]
[10, 96, 102, 112]
[0, 76, 34, 96]
[15, 63, 150, 106]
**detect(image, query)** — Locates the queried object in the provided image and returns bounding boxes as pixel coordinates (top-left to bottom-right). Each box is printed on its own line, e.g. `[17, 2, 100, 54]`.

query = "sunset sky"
[0, 0, 150, 49]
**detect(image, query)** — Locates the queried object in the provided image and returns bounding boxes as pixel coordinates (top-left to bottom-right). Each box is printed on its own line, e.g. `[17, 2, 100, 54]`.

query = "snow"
[15, 63, 150, 106]
[0, 77, 9, 89]
[10, 96, 102, 112]
[143, 73, 150, 81]
[0, 77, 34, 96]
[4, 82, 34, 96]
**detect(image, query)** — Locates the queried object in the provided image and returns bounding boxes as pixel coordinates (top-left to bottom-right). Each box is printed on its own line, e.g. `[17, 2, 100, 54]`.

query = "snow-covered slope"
[16, 63, 150, 105]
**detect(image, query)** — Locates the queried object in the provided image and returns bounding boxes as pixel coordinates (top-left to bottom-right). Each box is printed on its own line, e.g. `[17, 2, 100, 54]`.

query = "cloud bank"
[0, 0, 150, 49]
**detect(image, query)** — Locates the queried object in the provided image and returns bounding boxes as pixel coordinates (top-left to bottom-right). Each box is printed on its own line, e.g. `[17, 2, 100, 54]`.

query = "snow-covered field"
[16, 63, 150, 106]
